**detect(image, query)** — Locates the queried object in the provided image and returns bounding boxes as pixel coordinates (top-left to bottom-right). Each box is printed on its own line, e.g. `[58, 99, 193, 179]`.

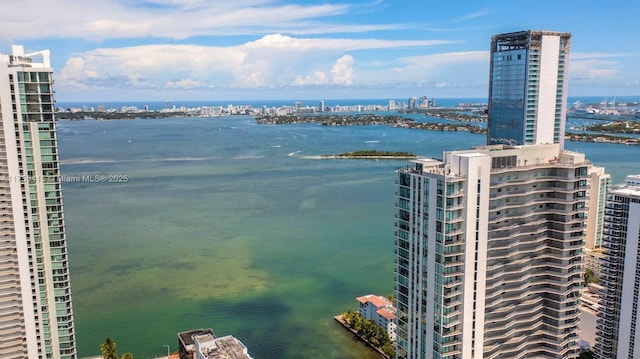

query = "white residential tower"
[0, 46, 76, 358]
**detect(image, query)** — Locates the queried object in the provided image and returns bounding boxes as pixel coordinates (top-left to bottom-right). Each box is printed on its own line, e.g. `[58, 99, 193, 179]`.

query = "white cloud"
[165, 78, 202, 89]
[570, 59, 621, 82]
[571, 52, 638, 60]
[292, 72, 329, 86]
[331, 55, 355, 86]
[388, 51, 489, 86]
[56, 34, 459, 94]
[0, 0, 408, 41]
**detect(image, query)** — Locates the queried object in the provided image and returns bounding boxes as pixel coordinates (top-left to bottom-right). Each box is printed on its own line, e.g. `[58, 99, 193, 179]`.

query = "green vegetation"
[566, 131, 640, 145]
[342, 311, 395, 358]
[579, 350, 594, 359]
[584, 268, 600, 285]
[256, 113, 486, 134]
[336, 150, 416, 158]
[584, 120, 640, 134]
[100, 337, 134, 359]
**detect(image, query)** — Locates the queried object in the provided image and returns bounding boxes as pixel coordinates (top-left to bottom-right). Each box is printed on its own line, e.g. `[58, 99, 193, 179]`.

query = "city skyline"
[0, 0, 638, 102]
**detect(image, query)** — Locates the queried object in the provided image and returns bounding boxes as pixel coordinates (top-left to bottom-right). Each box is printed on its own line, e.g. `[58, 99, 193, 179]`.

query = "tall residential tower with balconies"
[394, 144, 588, 359]
[0, 46, 76, 358]
[594, 175, 640, 359]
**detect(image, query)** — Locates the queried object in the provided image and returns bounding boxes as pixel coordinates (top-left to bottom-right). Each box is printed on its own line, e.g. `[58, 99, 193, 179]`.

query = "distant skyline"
[2, 0, 638, 101]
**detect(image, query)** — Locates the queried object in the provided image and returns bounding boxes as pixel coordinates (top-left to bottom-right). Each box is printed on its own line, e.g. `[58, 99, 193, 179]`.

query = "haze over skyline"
[2, 0, 638, 102]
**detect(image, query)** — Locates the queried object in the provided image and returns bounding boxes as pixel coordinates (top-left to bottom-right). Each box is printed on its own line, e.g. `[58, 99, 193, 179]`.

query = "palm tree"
[100, 337, 118, 359]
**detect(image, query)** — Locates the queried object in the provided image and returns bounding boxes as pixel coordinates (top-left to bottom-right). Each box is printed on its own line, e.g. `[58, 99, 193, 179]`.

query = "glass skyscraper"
[0, 46, 76, 358]
[487, 30, 571, 148]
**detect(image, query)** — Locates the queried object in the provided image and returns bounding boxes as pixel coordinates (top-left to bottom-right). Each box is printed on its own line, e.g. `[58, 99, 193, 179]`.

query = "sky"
[1, 0, 639, 102]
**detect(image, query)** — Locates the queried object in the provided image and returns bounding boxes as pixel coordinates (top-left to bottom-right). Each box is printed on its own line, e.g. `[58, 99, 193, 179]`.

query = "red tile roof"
[377, 308, 396, 320]
[356, 294, 390, 308]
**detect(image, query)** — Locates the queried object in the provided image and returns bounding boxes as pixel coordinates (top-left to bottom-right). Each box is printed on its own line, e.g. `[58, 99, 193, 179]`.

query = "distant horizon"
[55, 94, 640, 107]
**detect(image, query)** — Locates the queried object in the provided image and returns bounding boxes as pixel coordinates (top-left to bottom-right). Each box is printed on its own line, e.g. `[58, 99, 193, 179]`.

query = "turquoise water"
[57, 117, 638, 358]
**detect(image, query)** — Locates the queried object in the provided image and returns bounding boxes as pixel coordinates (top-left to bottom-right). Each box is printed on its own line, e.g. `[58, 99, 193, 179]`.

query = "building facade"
[487, 30, 571, 148]
[0, 46, 76, 358]
[594, 175, 640, 359]
[357, 294, 397, 342]
[586, 166, 611, 250]
[394, 144, 588, 359]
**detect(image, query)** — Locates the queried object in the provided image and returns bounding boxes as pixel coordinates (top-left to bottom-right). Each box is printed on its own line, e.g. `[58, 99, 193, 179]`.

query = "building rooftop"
[0, 45, 50, 68]
[356, 294, 389, 308]
[194, 334, 252, 359]
[610, 174, 640, 198]
[376, 308, 396, 320]
[178, 328, 216, 351]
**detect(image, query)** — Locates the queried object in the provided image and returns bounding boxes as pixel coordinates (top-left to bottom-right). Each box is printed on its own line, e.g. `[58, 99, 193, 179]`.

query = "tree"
[121, 353, 134, 359]
[584, 268, 600, 285]
[100, 338, 118, 359]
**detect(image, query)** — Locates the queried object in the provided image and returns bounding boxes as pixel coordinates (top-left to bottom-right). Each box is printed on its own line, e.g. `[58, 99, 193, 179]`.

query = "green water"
[57, 117, 638, 358]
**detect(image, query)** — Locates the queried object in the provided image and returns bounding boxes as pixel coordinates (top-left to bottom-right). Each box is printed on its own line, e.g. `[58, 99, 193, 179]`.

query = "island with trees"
[335, 311, 395, 358]
[582, 120, 640, 134]
[399, 107, 487, 122]
[321, 150, 417, 159]
[256, 114, 486, 133]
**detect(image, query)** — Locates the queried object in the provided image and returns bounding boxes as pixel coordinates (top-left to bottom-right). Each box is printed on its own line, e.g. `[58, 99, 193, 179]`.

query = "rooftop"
[194, 334, 252, 359]
[178, 328, 216, 349]
[356, 294, 390, 308]
[376, 308, 397, 320]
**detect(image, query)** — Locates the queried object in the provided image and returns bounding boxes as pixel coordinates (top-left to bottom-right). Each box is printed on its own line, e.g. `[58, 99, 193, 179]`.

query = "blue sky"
[1, 0, 638, 101]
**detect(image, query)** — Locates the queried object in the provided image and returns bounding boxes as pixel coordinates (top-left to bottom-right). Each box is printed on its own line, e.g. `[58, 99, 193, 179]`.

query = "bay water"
[57, 115, 638, 358]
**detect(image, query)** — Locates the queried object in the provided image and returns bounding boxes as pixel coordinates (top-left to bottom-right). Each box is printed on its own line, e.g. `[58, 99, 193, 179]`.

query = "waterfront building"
[394, 143, 589, 358]
[0, 46, 76, 358]
[178, 328, 252, 359]
[487, 30, 571, 148]
[594, 175, 640, 359]
[408, 97, 417, 109]
[356, 294, 397, 342]
[319, 100, 325, 112]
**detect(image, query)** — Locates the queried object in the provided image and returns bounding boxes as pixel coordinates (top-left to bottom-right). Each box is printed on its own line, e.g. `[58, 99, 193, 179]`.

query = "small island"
[583, 120, 640, 134]
[321, 150, 417, 159]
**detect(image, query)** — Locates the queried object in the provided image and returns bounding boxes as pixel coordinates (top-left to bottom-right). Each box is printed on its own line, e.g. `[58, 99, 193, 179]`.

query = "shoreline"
[57, 112, 640, 145]
[333, 315, 390, 359]
[320, 155, 417, 159]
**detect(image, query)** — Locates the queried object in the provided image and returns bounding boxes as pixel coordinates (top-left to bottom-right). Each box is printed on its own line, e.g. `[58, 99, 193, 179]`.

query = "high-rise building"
[583, 167, 611, 279]
[594, 175, 640, 359]
[394, 29, 587, 359]
[0, 46, 76, 358]
[408, 97, 417, 109]
[394, 143, 589, 359]
[487, 30, 571, 148]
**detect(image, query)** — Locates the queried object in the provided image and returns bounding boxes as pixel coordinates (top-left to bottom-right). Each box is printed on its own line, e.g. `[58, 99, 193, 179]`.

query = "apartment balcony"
[443, 278, 463, 289]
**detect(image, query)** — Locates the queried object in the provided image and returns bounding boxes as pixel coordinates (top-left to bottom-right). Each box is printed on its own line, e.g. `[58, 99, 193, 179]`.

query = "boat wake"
[232, 155, 265, 160]
[298, 155, 323, 160]
[365, 140, 380, 143]
[61, 156, 219, 165]
[288, 151, 302, 157]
